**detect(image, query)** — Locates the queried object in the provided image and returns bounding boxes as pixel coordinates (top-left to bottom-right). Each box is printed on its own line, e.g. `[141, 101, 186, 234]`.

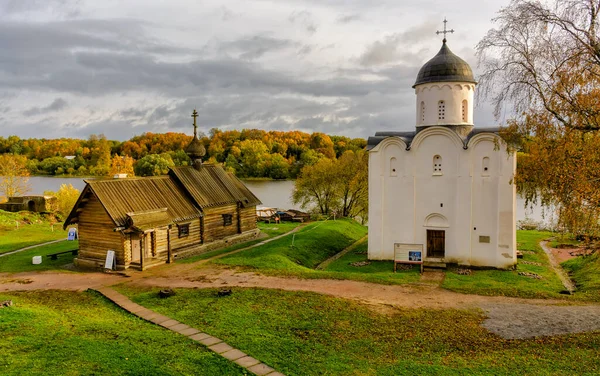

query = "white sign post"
[394, 243, 424, 273]
[104, 250, 116, 270]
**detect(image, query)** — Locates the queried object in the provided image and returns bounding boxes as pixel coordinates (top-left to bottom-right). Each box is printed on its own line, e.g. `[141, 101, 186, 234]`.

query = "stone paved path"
[94, 287, 285, 376]
[0, 238, 67, 258]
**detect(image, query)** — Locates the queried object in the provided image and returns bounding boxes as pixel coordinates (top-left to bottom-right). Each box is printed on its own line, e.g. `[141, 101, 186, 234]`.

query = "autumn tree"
[109, 155, 136, 177]
[478, 0, 600, 236]
[0, 154, 31, 201]
[336, 150, 368, 218]
[44, 184, 80, 217]
[134, 153, 175, 176]
[292, 152, 368, 218]
[293, 158, 338, 215]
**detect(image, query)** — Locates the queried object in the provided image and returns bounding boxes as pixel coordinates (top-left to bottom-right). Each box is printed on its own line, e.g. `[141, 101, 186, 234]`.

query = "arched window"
[438, 101, 445, 121]
[390, 157, 398, 177]
[482, 157, 490, 176]
[462, 100, 468, 122]
[420, 101, 425, 124]
[433, 155, 442, 175]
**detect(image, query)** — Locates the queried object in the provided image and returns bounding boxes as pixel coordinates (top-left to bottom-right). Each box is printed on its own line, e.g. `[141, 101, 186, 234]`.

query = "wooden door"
[131, 234, 141, 263]
[427, 230, 445, 258]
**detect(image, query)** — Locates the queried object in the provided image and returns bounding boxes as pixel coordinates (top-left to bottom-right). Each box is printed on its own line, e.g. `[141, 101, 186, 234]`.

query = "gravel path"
[481, 302, 600, 339]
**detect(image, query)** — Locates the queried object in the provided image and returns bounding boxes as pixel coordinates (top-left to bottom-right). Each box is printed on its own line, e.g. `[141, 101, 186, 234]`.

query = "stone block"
[247, 363, 275, 375]
[208, 342, 233, 354]
[235, 356, 260, 368]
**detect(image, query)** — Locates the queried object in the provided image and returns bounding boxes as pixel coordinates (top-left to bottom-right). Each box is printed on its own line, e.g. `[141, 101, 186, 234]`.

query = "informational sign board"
[67, 227, 78, 241]
[104, 250, 116, 270]
[394, 243, 424, 273]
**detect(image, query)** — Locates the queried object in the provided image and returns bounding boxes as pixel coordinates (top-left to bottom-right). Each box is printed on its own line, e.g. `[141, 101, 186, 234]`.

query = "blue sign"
[408, 251, 422, 262]
[67, 228, 78, 241]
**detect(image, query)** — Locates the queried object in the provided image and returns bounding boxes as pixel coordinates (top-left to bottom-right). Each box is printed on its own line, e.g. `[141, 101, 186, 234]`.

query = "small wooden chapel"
[64, 110, 261, 270]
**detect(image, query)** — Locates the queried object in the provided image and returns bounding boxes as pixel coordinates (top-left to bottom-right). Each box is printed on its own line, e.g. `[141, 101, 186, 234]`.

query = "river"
[23, 176, 552, 224]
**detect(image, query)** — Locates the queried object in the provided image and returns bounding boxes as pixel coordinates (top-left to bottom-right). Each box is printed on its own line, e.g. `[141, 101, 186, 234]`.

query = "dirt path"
[2, 235, 600, 339]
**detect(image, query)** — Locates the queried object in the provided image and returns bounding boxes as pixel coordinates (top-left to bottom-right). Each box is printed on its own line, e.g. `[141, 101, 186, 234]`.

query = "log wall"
[203, 204, 239, 243]
[239, 206, 258, 232]
[77, 193, 125, 268]
[168, 219, 201, 251]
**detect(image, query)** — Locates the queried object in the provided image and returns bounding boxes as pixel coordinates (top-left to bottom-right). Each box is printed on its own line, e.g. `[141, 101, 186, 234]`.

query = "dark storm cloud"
[23, 98, 68, 116]
[0, 9, 445, 140]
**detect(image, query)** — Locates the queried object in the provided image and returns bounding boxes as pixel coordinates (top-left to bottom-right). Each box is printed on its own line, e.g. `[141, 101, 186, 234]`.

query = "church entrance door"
[426, 230, 445, 258]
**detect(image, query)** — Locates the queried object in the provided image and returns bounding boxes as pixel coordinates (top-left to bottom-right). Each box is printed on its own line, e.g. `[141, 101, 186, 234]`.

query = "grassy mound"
[214, 219, 367, 272]
[563, 252, 600, 299]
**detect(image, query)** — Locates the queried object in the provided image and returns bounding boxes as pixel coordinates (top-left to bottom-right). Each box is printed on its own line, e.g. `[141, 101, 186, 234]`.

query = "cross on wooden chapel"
[436, 18, 454, 42]
[191, 109, 199, 138]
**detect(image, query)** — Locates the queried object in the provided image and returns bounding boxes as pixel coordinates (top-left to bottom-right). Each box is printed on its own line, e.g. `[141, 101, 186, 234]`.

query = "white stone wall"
[368, 127, 516, 269]
[415, 82, 475, 126]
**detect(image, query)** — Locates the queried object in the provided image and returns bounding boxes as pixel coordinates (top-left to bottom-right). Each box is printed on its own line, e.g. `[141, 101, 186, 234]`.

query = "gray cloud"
[23, 98, 67, 116]
[219, 35, 298, 60]
[289, 10, 318, 34]
[337, 14, 361, 23]
[0, 1, 508, 141]
[358, 21, 440, 66]
[1, 0, 82, 18]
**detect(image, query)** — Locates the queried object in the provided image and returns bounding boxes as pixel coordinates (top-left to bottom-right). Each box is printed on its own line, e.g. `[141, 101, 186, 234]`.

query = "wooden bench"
[47, 249, 78, 260]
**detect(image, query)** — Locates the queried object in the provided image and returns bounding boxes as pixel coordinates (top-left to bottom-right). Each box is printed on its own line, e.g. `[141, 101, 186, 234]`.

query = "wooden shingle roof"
[169, 166, 261, 209]
[63, 176, 202, 229]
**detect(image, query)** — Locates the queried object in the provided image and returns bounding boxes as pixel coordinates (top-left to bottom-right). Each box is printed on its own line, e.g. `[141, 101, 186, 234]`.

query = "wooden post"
[140, 234, 145, 270]
[167, 225, 172, 263]
[200, 217, 204, 244]
[237, 203, 242, 234]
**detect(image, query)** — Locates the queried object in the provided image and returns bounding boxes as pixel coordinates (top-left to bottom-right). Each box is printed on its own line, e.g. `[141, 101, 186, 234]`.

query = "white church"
[367, 34, 516, 269]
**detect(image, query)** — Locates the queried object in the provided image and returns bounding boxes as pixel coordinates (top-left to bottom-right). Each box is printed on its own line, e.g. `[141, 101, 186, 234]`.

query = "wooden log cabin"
[64, 111, 263, 270]
[63, 165, 261, 270]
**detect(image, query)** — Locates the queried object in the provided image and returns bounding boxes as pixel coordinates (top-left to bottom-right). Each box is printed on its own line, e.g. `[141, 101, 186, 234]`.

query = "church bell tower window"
[433, 155, 442, 175]
[438, 101, 445, 121]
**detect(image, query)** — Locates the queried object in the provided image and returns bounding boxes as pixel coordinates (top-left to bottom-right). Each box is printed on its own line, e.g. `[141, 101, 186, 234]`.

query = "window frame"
[222, 214, 233, 227]
[178, 223, 190, 238]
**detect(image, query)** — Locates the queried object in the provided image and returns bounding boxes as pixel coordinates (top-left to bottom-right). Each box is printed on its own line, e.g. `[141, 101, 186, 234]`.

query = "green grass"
[443, 230, 566, 299]
[322, 241, 422, 284]
[119, 286, 600, 376]
[213, 219, 367, 273]
[549, 235, 581, 249]
[563, 252, 600, 301]
[0, 210, 67, 254]
[0, 290, 245, 376]
[178, 221, 303, 264]
[0, 240, 79, 273]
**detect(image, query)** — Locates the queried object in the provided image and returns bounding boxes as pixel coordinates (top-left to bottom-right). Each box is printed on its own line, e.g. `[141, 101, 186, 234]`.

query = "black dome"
[413, 41, 476, 87]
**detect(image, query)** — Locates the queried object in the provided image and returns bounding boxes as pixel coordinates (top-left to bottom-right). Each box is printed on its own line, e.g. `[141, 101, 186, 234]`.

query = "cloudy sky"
[0, 0, 511, 141]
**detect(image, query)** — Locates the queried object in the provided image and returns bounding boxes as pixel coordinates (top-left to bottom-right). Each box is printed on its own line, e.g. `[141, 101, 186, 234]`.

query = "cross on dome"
[436, 17, 454, 43]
